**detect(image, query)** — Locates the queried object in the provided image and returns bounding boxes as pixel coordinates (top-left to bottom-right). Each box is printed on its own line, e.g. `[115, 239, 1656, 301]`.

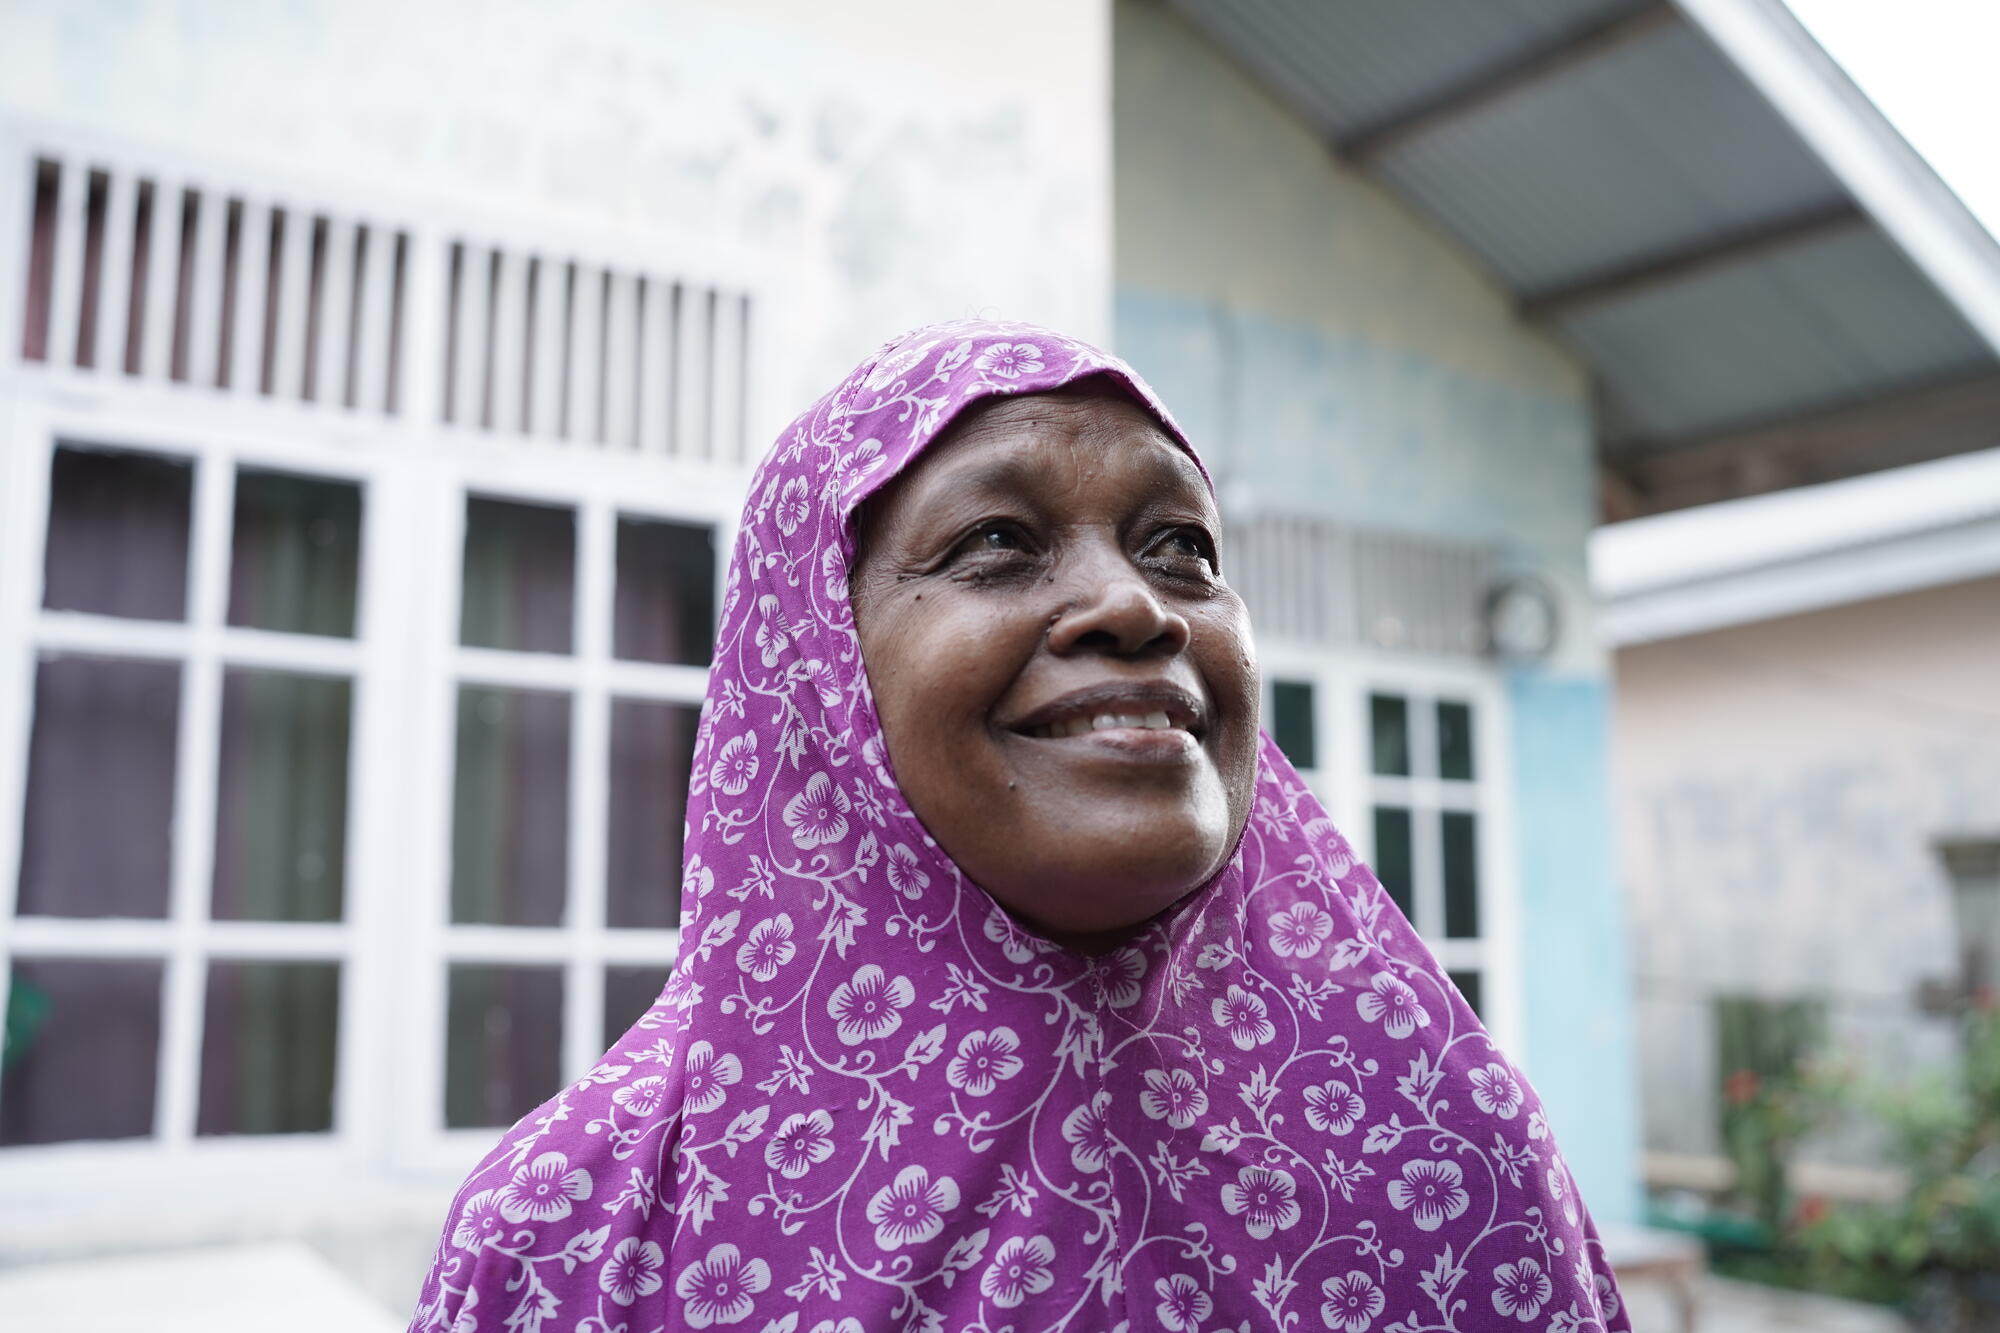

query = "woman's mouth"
[1024, 711, 1190, 739]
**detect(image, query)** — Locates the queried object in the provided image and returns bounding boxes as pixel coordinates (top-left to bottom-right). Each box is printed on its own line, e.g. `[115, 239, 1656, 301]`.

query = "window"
[4, 444, 361, 1148]
[1259, 654, 1514, 1050]
[435, 491, 714, 1133]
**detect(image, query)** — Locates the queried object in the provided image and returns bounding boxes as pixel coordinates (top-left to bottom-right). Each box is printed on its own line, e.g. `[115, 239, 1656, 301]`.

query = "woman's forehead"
[913, 391, 1209, 499]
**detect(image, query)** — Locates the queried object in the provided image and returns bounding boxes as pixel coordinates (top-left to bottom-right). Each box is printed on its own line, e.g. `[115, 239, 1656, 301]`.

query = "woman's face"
[851, 386, 1260, 944]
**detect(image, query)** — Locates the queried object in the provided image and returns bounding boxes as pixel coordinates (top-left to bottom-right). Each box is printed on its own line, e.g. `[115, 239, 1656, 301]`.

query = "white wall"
[1615, 575, 2000, 1159]
[0, 0, 1112, 429]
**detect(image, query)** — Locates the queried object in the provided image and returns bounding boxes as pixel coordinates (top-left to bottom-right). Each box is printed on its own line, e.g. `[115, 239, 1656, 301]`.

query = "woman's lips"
[1011, 715, 1200, 761]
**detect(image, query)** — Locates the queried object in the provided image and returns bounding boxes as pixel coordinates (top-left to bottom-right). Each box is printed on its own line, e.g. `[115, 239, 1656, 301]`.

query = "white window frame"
[0, 117, 769, 1205]
[1259, 641, 1526, 1063]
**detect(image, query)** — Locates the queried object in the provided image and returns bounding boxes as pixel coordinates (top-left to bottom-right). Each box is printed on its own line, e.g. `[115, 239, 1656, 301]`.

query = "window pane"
[1372, 805, 1413, 921]
[446, 964, 563, 1129]
[197, 961, 339, 1135]
[452, 686, 570, 926]
[1443, 811, 1480, 939]
[228, 469, 362, 638]
[460, 496, 574, 654]
[212, 669, 350, 922]
[607, 700, 698, 929]
[18, 655, 179, 918]
[614, 517, 715, 666]
[1269, 679, 1316, 771]
[0, 957, 163, 1145]
[604, 966, 670, 1050]
[1437, 700, 1475, 781]
[1449, 969, 1484, 1019]
[1369, 693, 1409, 777]
[43, 444, 192, 622]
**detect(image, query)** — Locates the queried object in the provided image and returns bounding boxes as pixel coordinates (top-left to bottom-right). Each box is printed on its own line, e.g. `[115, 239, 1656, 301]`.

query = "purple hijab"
[409, 321, 1628, 1332]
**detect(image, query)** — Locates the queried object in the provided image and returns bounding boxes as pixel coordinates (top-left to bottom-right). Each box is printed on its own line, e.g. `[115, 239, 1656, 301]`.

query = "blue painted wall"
[1112, 0, 1641, 1221]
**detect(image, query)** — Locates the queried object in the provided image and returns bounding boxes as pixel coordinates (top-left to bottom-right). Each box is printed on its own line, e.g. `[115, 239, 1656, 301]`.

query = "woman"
[410, 321, 1628, 1332]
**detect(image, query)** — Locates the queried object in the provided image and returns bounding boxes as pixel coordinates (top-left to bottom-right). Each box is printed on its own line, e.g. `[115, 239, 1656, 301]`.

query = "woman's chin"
[984, 847, 1225, 948]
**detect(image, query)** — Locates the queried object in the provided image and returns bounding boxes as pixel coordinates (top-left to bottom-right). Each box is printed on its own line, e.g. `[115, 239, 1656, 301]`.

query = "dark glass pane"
[227, 469, 362, 637]
[446, 964, 563, 1129]
[1449, 969, 1484, 1019]
[607, 700, 698, 929]
[603, 966, 670, 1050]
[1438, 700, 1475, 782]
[197, 961, 339, 1135]
[1, 957, 163, 1145]
[614, 517, 715, 666]
[1269, 679, 1316, 771]
[213, 670, 350, 922]
[1372, 806, 1413, 921]
[43, 445, 192, 621]
[460, 496, 574, 653]
[18, 655, 179, 918]
[451, 685, 570, 926]
[1370, 693, 1409, 777]
[1443, 811, 1480, 939]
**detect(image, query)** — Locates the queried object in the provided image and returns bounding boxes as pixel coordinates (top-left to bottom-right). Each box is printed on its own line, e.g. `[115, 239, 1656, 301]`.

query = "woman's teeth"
[1030, 711, 1181, 739]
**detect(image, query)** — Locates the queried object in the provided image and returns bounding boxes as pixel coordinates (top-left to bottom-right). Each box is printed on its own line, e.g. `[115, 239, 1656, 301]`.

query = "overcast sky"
[1785, 0, 2000, 238]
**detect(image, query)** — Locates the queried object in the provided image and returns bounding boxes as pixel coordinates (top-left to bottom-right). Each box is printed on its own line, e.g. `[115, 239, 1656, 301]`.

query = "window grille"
[1230, 513, 1493, 659]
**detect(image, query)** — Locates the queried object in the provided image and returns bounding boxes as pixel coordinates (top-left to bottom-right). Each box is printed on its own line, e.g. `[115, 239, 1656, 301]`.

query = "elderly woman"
[409, 322, 1628, 1332]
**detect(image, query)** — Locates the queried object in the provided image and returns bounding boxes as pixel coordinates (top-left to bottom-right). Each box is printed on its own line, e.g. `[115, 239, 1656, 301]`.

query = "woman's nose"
[1045, 551, 1192, 659]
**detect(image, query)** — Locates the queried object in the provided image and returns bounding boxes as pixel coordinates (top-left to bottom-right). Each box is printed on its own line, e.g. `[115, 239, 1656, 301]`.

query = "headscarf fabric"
[409, 321, 1628, 1333]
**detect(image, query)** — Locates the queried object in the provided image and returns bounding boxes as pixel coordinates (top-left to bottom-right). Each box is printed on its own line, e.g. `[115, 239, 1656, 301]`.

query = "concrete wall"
[1112, 0, 1640, 1221]
[0, 0, 1112, 423]
[1616, 575, 2000, 1161]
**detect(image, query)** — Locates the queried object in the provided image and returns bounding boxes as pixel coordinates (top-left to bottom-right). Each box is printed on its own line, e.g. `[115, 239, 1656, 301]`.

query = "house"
[2, 0, 1993, 1313]
[1596, 445, 2000, 1182]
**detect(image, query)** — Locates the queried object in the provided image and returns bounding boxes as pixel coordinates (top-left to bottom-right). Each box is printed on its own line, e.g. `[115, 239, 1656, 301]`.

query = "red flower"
[1793, 1194, 1830, 1228]
[1723, 1070, 1760, 1105]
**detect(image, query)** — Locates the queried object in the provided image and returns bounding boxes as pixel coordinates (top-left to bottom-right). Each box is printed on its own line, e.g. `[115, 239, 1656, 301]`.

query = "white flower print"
[612, 1075, 669, 1118]
[1221, 1164, 1302, 1239]
[973, 341, 1044, 380]
[734, 912, 796, 982]
[799, 657, 842, 708]
[1547, 1156, 1579, 1224]
[710, 731, 759, 796]
[783, 771, 851, 848]
[499, 1151, 592, 1223]
[1303, 1079, 1366, 1134]
[1387, 1159, 1471, 1232]
[1140, 1067, 1208, 1129]
[1490, 1257, 1553, 1322]
[1593, 1269, 1621, 1320]
[945, 1026, 1024, 1096]
[1469, 1061, 1524, 1119]
[753, 594, 791, 668]
[682, 1040, 741, 1114]
[451, 1189, 507, 1250]
[1212, 983, 1276, 1050]
[820, 542, 848, 602]
[1356, 971, 1431, 1039]
[1096, 947, 1146, 1008]
[1320, 1270, 1386, 1333]
[885, 842, 929, 899]
[809, 1322, 864, 1333]
[764, 1109, 836, 1179]
[774, 475, 810, 535]
[827, 963, 915, 1044]
[1528, 1109, 1551, 1141]
[674, 1242, 770, 1328]
[1154, 1273, 1212, 1331]
[1062, 1091, 1114, 1172]
[599, 1237, 666, 1306]
[862, 336, 935, 390]
[1269, 901, 1335, 959]
[982, 906, 1048, 964]
[979, 1234, 1056, 1309]
[864, 1164, 960, 1250]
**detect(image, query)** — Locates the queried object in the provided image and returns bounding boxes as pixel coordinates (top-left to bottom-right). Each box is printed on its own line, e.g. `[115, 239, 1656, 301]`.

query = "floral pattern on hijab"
[408, 319, 1628, 1332]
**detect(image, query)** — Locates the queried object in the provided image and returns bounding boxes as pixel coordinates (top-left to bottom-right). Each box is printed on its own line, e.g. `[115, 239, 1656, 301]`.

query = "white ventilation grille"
[1232, 513, 1493, 657]
[440, 243, 751, 460]
[18, 155, 409, 414]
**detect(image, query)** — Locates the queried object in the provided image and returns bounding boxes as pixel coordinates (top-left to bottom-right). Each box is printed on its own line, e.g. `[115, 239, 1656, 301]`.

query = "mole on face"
[851, 386, 1259, 948]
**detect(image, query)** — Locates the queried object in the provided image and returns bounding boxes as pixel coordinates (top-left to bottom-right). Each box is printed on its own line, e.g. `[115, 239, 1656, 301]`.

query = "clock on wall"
[1483, 574, 1561, 663]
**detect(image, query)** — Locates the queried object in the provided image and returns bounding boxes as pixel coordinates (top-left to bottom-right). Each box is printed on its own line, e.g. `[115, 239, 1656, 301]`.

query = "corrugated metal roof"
[1558, 223, 1991, 442]
[1158, 0, 2000, 498]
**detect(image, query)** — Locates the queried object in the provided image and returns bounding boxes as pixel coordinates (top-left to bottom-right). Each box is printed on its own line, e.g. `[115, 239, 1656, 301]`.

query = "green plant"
[1714, 995, 1833, 1234]
[1800, 1005, 2000, 1327]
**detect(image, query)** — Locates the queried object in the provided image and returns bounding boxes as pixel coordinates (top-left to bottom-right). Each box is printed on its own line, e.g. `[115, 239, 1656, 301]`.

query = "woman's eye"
[1155, 527, 1217, 570]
